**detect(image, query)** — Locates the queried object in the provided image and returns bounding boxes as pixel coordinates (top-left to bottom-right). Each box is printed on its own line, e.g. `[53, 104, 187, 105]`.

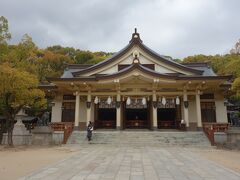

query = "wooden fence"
[203, 123, 229, 145]
[49, 122, 74, 144]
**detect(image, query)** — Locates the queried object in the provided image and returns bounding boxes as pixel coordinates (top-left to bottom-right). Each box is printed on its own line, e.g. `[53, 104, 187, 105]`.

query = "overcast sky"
[1, 0, 240, 59]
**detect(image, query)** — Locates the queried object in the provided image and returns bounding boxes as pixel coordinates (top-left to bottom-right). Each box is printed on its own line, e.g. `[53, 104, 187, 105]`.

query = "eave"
[46, 63, 232, 83]
[46, 77, 96, 82]
[38, 84, 58, 89]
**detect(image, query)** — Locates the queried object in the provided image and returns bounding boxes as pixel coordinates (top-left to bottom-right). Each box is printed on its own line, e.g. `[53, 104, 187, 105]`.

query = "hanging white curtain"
[107, 96, 112, 105]
[176, 96, 180, 105]
[162, 97, 166, 105]
[142, 97, 146, 105]
[126, 97, 131, 105]
[94, 96, 99, 104]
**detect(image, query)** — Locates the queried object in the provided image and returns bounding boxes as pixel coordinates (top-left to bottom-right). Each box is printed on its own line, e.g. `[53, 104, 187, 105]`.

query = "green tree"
[0, 63, 46, 146]
[183, 53, 240, 98]
[36, 50, 73, 82]
[75, 51, 94, 64]
[0, 16, 11, 62]
[233, 77, 240, 98]
[0, 16, 11, 44]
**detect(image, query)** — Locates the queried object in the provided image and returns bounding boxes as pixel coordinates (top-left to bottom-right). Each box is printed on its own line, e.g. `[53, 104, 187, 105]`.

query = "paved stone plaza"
[21, 144, 240, 180]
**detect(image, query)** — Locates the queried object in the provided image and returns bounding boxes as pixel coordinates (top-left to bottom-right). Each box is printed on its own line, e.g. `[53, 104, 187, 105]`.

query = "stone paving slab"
[20, 145, 240, 180]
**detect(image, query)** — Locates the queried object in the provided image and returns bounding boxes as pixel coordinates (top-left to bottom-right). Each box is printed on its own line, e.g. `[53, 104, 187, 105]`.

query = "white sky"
[1, 0, 240, 59]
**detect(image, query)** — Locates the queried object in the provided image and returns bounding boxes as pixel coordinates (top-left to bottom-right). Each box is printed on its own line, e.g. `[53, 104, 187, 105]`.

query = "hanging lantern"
[126, 97, 131, 105]
[94, 96, 99, 104]
[176, 96, 180, 105]
[142, 97, 146, 105]
[107, 96, 112, 105]
[162, 97, 166, 105]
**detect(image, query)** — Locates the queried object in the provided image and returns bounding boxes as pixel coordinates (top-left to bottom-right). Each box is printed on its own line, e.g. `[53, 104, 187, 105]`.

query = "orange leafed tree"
[0, 63, 46, 146]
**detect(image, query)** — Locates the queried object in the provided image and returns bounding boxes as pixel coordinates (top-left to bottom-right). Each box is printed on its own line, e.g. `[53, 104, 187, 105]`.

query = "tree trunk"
[7, 120, 14, 147]
[0, 131, 3, 144]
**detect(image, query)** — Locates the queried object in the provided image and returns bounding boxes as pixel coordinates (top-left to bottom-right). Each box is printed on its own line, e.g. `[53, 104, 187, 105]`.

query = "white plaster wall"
[119, 55, 134, 64]
[91, 103, 95, 122]
[215, 93, 228, 123]
[51, 94, 62, 122]
[155, 64, 175, 73]
[79, 101, 87, 123]
[138, 54, 153, 64]
[99, 65, 118, 74]
[78, 101, 94, 123]
[181, 100, 184, 120]
[188, 98, 197, 123]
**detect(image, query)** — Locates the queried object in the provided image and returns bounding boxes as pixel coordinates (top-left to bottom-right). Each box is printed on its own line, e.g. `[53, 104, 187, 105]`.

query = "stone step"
[67, 131, 211, 147]
[228, 126, 240, 131]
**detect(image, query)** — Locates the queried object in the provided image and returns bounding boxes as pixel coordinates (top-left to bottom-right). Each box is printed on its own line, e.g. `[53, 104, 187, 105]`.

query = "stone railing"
[203, 123, 229, 145]
[49, 122, 74, 144]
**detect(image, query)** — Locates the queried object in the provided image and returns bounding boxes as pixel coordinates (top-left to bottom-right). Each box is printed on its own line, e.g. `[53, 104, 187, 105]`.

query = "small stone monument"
[32, 111, 53, 145]
[12, 109, 32, 145]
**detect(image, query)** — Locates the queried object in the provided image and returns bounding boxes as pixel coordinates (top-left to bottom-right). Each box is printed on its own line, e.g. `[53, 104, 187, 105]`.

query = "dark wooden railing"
[203, 123, 229, 146]
[126, 120, 148, 128]
[50, 122, 74, 144]
[95, 120, 116, 129]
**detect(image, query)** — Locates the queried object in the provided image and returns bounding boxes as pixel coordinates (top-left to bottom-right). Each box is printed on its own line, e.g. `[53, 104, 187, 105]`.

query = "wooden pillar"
[74, 92, 80, 128]
[196, 90, 202, 128]
[152, 91, 158, 130]
[116, 92, 121, 130]
[86, 91, 92, 126]
[183, 90, 189, 127]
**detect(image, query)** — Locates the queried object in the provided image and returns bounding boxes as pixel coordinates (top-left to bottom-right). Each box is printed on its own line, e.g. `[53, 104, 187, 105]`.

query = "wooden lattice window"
[200, 94, 214, 99]
[63, 95, 75, 100]
[98, 101, 116, 108]
[157, 99, 176, 108]
[125, 99, 147, 109]
[62, 102, 75, 122]
[201, 102, 216, 123]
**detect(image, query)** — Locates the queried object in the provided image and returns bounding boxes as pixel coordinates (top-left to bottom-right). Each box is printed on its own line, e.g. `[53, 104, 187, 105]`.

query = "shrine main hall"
[46, 29, 231, 131]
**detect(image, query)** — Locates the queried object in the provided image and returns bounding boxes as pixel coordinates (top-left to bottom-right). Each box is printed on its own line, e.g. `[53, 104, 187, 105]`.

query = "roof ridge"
[72, 29, 203, 76]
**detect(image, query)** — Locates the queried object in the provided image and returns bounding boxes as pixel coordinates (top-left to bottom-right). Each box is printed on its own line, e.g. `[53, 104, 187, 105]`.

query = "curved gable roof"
[72, 30, 203, 76]
[95, 62, 178, 80]
[47, 61, 230, 82]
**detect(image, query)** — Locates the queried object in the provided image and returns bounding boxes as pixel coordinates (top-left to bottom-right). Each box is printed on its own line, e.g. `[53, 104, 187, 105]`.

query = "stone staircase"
[67, 130, 211, 147]
[228, 126, 240, 132]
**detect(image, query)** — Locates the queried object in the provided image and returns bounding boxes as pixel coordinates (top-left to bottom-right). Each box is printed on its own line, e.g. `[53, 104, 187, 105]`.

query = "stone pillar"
[196, 90, 202, 128]
[116, 93, 121, 130]
[74, 92, 80, 128]
[152, 91, 158, 130]
[183, 90, 189, 127]
[86, 91, 92, 126]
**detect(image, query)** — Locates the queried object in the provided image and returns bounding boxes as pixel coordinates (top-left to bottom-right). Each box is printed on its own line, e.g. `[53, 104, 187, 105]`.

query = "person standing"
[87, 121, 93, 141]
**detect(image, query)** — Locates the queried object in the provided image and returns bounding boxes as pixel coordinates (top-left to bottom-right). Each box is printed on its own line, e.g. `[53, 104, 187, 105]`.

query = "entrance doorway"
[125, 108, 149, 128]
[94, 102, 116, 129]
[123, 99, 150, 129]
[157, 108, 176, 128]
[157, 98, 181, 129]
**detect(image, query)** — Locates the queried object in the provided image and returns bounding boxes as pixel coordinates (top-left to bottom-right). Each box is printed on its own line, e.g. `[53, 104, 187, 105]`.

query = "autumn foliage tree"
[0, 64, 46, 146]
[183, 52, 240, 98]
